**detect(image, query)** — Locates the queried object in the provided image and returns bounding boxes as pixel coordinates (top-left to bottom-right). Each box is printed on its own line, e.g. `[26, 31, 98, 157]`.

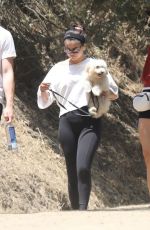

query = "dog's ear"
[105, 68, 109, 75]
[85, 63, 91, 73]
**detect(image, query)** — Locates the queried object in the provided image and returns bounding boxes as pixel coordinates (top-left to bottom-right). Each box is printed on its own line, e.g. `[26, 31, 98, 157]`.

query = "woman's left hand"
[101, 91, 118, 100]
[101, 91, 109, 97]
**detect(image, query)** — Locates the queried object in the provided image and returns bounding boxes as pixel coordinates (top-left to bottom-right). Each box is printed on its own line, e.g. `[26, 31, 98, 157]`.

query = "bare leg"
[138, 119, 150, 193]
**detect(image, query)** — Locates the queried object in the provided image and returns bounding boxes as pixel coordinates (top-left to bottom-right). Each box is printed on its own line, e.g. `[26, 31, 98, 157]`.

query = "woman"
[37, 24, 118, 210]
[138, 46, 150, 194]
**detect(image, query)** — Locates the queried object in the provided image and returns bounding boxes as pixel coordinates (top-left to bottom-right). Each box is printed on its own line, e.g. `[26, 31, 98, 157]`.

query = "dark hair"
[64, 23, 87, 45]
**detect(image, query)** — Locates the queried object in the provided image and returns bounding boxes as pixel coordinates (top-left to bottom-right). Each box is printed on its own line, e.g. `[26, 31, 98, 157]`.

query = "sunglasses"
[64, 46, 81, 54]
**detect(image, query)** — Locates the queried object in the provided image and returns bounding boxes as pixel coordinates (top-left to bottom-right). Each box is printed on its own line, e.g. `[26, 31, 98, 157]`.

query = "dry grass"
[0, 105, 69, 213]
[0, 100, 106, 213]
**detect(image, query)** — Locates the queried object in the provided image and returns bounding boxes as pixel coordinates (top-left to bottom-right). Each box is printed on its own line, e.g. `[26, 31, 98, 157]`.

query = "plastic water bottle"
[5, 123, 18, 151]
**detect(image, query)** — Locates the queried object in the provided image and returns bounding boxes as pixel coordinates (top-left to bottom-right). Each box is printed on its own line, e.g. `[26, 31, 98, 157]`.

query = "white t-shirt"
[0, 26, 16, 104]
[37, 58, 118, 117]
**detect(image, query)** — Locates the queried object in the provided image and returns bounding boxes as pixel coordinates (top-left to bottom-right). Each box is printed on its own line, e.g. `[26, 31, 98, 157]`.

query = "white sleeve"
[107, 72, 118, 95]
[37, 67, 56, 109]
[2, 31, 16, 59]
[37, 87, 55, 109]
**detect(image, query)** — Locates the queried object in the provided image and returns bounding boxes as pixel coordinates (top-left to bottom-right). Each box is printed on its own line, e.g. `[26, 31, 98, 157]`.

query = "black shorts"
[139, 110, 150, 119]
[139, 88, 150, 119]
[0, 103, 3, 120]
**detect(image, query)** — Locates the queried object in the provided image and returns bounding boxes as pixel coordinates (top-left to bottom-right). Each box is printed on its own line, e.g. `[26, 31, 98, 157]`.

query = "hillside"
[0, 0, 150, 213]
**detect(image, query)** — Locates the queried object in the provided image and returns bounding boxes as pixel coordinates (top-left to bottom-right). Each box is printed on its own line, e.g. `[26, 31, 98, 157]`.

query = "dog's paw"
[89, 107, 97, 116]
[92, 85, 102, 96]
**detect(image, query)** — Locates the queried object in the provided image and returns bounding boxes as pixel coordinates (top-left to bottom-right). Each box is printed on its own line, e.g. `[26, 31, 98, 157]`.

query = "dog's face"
[86, 59, 108, 80]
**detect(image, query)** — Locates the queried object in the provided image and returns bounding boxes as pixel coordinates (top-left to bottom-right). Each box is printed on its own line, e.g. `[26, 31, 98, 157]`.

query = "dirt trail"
[0, 204, 149, 230]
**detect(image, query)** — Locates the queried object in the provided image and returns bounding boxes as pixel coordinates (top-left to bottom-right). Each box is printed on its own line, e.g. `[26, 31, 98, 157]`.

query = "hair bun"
[74, 25, 83, 31]
[70, 23, 85, 33]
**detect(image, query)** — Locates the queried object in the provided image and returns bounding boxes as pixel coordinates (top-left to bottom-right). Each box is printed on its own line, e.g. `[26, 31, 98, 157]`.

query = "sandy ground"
[0, 204, 149, 230]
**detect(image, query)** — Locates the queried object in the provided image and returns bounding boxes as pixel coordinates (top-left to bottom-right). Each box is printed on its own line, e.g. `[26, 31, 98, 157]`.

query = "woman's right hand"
[40, 82, 50, 92]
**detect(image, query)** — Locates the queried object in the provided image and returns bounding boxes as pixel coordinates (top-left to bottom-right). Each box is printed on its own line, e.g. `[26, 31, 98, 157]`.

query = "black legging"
[58, 106, 101, 210]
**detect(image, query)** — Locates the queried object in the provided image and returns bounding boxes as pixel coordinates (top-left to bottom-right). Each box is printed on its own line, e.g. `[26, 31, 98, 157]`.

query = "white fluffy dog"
[83, 59, 111, 118]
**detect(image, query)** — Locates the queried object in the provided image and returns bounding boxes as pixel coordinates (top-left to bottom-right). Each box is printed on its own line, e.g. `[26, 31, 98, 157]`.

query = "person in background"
[0, 25, 16, 123]
[138, 46, 150, 194]
[37, 23, 118, 210]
